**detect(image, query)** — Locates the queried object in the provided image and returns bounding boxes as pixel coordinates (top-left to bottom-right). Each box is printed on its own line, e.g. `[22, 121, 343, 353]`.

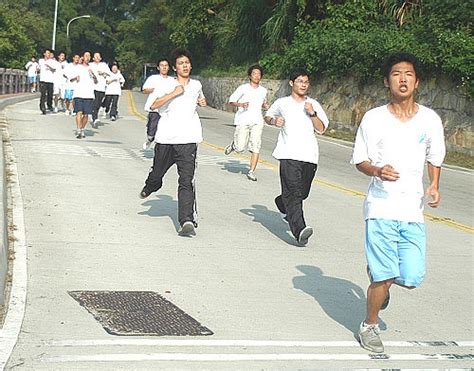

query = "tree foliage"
[0, 0, 471, 94]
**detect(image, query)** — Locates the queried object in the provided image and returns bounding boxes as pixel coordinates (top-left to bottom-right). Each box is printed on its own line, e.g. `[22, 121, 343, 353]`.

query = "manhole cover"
[69, 291, 213, 336]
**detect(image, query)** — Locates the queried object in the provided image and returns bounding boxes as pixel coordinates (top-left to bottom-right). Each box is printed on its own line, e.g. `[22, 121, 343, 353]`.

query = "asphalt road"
[0, 92, 472, 369]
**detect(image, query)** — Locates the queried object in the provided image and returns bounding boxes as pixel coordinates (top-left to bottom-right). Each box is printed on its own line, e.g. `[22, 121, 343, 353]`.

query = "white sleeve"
[351, 116, 370, 165]
[144, 76, 158, 90]
[228, 85, 244, 103]
[310, 99, 329, 129]
[426, 114, 446, 167]
[265, 99, 281, 118]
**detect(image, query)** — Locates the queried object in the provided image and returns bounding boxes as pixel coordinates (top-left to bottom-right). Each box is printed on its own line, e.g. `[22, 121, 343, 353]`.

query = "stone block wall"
[198, 75, 473, 155]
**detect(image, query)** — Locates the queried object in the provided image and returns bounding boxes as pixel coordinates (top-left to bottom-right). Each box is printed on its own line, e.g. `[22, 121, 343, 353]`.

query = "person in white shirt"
[25, 56, 39, 93]
[103, 64, 125, 121]
[139, 48, 207, 237]
[38, 48, 55, 114]
[142, 58, 173, 150]
[52, 51, 67, 112]
[351, 52, 445, 354]
[90, 52, 111, 126]
[264, 69, 329, 246]
[224, 64, 269, 181]
[64, 53, 81, 115]
[71, 51, 98, 138]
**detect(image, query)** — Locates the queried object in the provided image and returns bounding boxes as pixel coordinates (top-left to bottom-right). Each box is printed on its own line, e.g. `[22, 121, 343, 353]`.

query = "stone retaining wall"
[198, 76, 473, 155]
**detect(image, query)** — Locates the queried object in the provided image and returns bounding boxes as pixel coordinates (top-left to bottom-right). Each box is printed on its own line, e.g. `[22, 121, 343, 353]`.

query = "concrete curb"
[0, 96, 32, 370]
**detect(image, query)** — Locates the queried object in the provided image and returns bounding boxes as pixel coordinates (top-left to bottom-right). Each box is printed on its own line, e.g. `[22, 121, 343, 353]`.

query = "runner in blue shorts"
[351, 52, 446, 353]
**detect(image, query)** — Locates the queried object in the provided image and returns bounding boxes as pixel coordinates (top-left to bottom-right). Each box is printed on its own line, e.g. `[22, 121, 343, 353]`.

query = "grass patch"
[444, 151, 474, 169]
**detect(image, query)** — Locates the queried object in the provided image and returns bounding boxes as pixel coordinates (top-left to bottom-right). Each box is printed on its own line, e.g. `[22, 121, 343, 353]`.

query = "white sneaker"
[80, 130, 85, 138]
[142, 140, 153, 150]
[358, 322, 384, 353]
[224, 143, 234, 155]
[53, 107, 58, 113]
[247, 170, 257, 181]
[65, 109, 70, 116]
[297, 226, 313, 246]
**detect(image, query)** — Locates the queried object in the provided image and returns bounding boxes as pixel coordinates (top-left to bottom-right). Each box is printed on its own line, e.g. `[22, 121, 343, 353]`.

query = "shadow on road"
[138, 194, 179, 231]
[218, 159, 248, 175]
[293, 265, 387, 336]
[240, 204, 299, 246]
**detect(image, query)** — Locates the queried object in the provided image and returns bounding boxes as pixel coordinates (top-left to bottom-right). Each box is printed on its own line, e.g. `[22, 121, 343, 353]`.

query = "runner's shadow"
[293, 265, 387, 336]
[138, 194, 179, 231]
[219, 159, 248, 175]
[240, 204, 298, 246]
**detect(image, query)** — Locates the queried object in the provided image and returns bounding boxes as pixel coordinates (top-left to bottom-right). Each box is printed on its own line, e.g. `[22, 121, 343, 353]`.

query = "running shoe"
[358, 321, 384, 353]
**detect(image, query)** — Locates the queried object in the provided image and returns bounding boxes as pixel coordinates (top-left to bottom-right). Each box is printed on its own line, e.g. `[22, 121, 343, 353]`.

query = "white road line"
[47, 339, 474, 348]
[0, 129, 28, 371]
[41, 352, 474, 363]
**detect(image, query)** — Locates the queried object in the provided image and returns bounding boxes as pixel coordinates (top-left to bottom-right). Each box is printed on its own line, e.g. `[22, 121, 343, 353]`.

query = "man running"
[142, 58, 173, 150]
[71, 51, 97, 138]
[139, 48, 206, 237]
[264, 69, 329, 246]
[25, 56, 39, 93]
[351, 52, 446, 353]
[90, 52, 111, 127]
[224, 64, 269, 181]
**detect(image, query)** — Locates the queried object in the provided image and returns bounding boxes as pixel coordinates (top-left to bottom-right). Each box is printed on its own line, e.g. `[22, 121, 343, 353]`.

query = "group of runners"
[139, 48, 446, 354]
[29, 49, 125, 138]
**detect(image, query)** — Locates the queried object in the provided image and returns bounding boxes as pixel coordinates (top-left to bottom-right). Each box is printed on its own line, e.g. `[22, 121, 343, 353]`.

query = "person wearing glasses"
[264, 69, 329, 246]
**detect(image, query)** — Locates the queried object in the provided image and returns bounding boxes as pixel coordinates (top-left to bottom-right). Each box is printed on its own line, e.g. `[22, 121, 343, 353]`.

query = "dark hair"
[82, 50, 92, 57]
[157, 57, 170, 66]
[247, 64, 264, 77]
[169, 48, 192, 67]
[382, 52, 420, 80]
[289, 68, 310, 82]
[43, 48, 52, 54]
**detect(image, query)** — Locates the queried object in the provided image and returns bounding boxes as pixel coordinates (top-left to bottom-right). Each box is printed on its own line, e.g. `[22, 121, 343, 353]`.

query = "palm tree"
[378, 0, 423, 26]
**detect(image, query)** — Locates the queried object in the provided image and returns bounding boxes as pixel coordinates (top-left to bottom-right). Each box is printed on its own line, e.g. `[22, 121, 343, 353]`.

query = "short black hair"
[382, 52, 420, 80]
[157, 57, 170, 66]
[289, 68, 310, 82]
[169, 48, 192, 67]
[247, 64, 264, 77]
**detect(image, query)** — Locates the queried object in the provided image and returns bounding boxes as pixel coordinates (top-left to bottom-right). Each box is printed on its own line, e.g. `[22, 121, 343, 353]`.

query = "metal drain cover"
[69, 290, 213, 336]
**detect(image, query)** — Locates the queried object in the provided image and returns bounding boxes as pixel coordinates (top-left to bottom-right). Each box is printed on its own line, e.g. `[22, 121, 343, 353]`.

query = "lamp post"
[67, 15, 91, 39]
[52, 0, 59, 50]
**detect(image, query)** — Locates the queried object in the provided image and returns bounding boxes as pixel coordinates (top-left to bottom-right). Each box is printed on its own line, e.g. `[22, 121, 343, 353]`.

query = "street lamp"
[67, 15, 91, 39]
[52, 0, 59, 50]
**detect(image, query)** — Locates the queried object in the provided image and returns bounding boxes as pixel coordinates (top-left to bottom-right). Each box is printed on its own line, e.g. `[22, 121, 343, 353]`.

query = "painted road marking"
[47, 339, 474, 348]
[41, 352, 474, 363]
[127, 91, 474, 234]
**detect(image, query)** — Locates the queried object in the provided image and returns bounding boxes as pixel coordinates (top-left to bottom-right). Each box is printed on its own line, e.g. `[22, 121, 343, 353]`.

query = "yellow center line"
[127, 91, 473, 234]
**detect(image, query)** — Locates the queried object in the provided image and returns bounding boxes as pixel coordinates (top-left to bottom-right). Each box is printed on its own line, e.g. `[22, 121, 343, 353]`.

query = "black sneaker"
[366, 265, 390, 310]
[139, 188, 151, 199]
[178, 221, 196, 236]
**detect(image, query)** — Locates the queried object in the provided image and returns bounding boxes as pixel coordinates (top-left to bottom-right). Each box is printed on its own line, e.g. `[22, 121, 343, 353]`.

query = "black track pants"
[275, 159, 317, 239]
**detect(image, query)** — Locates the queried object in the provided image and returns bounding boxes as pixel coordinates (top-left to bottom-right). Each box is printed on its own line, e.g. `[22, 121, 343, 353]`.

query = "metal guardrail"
[0, 68, 28, 95]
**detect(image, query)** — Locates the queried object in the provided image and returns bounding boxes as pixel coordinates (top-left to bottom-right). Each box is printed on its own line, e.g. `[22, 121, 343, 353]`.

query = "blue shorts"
[365, 219, 426, 288]
[64, 89, 74, 100]
[28, 76, 37, 83]
[74, 98, 93, 115]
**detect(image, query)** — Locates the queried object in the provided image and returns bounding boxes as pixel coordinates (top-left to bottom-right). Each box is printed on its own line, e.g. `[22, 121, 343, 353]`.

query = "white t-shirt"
[65, 63, 80, 90]
[153, 79, 203, 144]
[25, 61, 39, 77]
[72, 64, 97, 99]
[53, 60, 67, 87]
[351, 104, 446, 222]
[38, 58, 55, 83]
[143, 75, 174, 112]
[266, 96, 329, 164]
[105, 72, 125, 96]
[228, 83, 267, 126]
[89, 62, 111, 92]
